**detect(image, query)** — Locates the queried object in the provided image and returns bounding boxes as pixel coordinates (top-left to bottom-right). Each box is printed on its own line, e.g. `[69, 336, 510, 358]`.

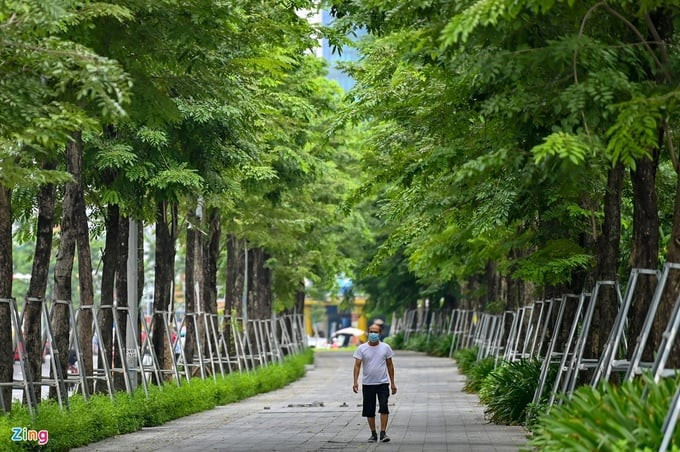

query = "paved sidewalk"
[74, 350, 528, 451]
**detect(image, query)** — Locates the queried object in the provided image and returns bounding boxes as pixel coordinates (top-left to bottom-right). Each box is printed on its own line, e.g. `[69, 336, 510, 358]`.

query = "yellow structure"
[304, 295, 368, 341]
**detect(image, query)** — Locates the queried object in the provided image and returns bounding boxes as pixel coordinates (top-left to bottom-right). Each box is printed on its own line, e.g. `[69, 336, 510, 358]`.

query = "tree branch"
[663, 119, 679, 174]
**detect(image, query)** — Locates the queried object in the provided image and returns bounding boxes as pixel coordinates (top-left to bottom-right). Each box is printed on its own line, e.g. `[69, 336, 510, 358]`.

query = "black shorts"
[362, 383, 390, 417]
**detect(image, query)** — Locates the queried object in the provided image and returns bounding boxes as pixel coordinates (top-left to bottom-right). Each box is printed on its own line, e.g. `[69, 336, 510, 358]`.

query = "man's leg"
[368, 417, 376, 431]
[380, 413, 388, 431]
[362, 385, 378, 441]
[377, 384, 391, 442]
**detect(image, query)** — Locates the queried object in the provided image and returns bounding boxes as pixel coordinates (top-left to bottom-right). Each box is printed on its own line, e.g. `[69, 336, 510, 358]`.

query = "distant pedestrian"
[352, 323, 397, 443]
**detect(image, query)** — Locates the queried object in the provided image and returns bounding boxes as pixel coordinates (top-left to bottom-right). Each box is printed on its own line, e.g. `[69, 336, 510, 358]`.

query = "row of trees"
[330, 1, 680, 358]
[1, 1, 365, 411]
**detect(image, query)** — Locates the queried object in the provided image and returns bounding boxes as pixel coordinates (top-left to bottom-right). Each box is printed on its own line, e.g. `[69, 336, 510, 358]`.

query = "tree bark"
[586, 164, 624, 359]
[51, 134, 80, 399]
[203, 207, 220, 317]
[0, 185, 13, 412]
[629, 150, 660, 361]
[97, 204, 118, 393]
[224, 234, 245, 358]
[113, 214, 129, 390]
[184, 206, 199, 366]
[151, 201, 177, 382]
[72, 132, 94, 393]
[24, 160, 57, 403]
[202, 207, 221, 369]
[648, 10, 680, 368]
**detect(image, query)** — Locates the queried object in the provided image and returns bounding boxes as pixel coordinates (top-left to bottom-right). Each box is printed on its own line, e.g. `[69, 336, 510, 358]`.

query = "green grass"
[0, 350, 313, 451]
[529, 373, 680, 450]
[314, 345, 358, 353]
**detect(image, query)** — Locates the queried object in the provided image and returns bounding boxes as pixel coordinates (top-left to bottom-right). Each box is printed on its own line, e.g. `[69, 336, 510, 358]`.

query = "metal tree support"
[562, 281, 620, 397]
[215, 315, 241, 374]
[659, 382, 680, 452]
[81, 304, 115, 398]
[264, 318, 283, 365]
[232, 317, 251, 372]
[650, 288, 680, 383]
[547, 293, 588, 407]
[37, 300, 70, 410]
[483, 315, 500, 360]
[56, 300, 90, 400]
[277, 316, 297, 358]
[141, 310, 181, 386]
[532, 295, 568, 405]
[3, 298, 308, 416]
[528, 300, 549, 359]
[489, 312, 505, 363]
[137, 309, 163, 385]
[403, 310, 417, 342]
[625, 263, 680, 382]
[205, 312, 227, 378]
[519, 304, 536, 359]
[502, 310, 521, 362]
[447, 309, 462, 357]
[0, 298, 37, 416]
[475, 314, 493, 360]
[534, 299, 556, 361]
[462, 312, 479, 350]
[590, 268, 658, 386]
[509, 306, 529, 362]
[495, 311, 515, 363]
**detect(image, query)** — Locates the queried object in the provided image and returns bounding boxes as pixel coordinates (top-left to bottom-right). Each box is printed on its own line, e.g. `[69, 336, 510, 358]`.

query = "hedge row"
[0, 350, 313, 450]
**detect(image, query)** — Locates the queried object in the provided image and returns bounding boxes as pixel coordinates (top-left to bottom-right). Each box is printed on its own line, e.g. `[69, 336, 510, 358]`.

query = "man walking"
[353, 323, 397, 443]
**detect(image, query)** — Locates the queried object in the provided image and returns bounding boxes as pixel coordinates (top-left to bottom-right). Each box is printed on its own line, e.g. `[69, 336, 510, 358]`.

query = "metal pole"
[242, 245, 248, 330]
[126, 219, 139, 391]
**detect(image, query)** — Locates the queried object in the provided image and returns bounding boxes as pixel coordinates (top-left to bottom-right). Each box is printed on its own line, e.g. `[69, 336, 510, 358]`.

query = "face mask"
[368, 332, 380, 342]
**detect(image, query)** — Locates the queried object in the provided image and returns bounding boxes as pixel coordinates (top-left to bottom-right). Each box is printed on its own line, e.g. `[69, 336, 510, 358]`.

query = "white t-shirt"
[353, 342, 394, 385]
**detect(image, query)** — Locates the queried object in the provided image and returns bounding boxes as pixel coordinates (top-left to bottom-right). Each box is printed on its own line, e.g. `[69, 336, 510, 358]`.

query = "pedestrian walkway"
[74, 350, 528, 451]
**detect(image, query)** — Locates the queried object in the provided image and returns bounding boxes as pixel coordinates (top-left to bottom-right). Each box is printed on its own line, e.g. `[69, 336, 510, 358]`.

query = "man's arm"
[353, 358, 362, 393]
[386, 357, 397, 394]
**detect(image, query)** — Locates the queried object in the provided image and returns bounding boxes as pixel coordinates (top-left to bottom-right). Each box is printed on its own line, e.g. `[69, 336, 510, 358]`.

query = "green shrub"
[524, 401, 548, 429]
[384, 332, 405, 349]
[404, 333, 429, 352]
[478, 359, 545, 425]
[464, 356, 496, 393]
[428, 334, 454, 357]
[453, 347, 479, 374]
[530, 373, 680, 451]
[390, 332, 454, 358]
[0, 349, 313, 451]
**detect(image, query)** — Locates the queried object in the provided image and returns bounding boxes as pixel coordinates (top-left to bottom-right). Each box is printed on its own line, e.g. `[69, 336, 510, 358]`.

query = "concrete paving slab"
[73, 350, 528, 451]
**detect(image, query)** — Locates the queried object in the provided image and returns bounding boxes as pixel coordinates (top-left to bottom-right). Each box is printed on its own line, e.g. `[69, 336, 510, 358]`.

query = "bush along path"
[0, 350, 313, 451]
[453, 346, 680, 449]
[386, 333, 680, 450]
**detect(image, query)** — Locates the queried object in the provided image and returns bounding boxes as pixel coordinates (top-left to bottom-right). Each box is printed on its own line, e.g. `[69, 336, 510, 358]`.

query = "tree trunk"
[113, 214, 129, 390]
[247, 247, 274, 320]
[203, 207, 220, 317]
[649, 10, 680, 368]
[97, 204, 118, 393]
[224, 234, 245, 358]
[136, 221, 144, 313]
[184, 206, 199, 367]
[151, 201, 177, 382]
[0, 185, 13, 412]
[72, 132, 94, 393]
[51, 134, 80, 399]
[586, 164, 624, 360]
[24, 160, 57, 403]
[202, 208, 220, 369]
[629, 150, 660, 361]
[663, 167, 680, 368]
